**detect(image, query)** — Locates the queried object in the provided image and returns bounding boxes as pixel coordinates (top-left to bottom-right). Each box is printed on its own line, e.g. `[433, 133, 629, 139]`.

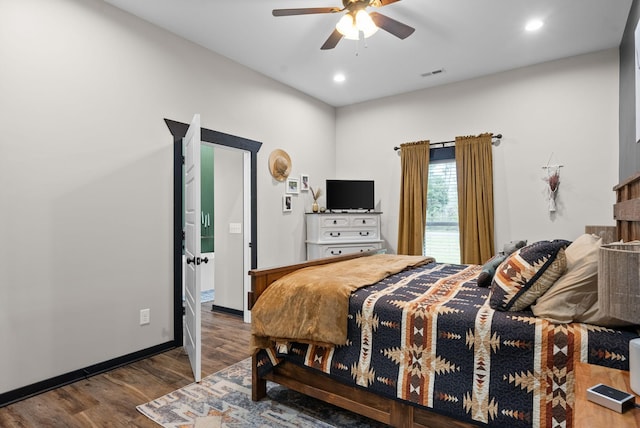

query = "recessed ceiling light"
[525, 19, 544, 32]
[333, 73, 346, 83]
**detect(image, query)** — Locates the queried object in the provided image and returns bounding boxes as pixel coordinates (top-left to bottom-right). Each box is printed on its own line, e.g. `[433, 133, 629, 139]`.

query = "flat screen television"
[326, 179, 375, 211]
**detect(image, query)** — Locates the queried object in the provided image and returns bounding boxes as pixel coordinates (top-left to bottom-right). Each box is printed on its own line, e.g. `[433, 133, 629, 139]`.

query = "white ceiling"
[103, 0, 632, 107]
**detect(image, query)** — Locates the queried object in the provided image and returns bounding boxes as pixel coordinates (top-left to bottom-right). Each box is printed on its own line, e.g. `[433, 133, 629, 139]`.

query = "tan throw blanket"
[251, 254, 434, 350]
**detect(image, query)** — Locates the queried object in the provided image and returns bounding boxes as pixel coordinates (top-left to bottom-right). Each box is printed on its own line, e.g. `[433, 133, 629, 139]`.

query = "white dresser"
[305, 212, 384, 260]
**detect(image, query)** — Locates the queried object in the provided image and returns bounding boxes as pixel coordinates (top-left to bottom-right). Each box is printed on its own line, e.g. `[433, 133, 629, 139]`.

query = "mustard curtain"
[397, 141, 430, 255]
[455, 133, 495, 264]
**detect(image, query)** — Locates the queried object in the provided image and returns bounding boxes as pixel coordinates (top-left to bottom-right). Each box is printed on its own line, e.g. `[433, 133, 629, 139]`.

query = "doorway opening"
[201, 143, 250, 319]
[166, 118, 261, 348]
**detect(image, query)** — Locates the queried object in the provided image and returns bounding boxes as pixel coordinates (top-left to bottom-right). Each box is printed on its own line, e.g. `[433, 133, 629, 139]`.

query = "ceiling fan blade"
[273, 7, 340, 17]
[371, 0, 402, 7]
[321, 29, 344, 50]
[369, 11, 415, 39]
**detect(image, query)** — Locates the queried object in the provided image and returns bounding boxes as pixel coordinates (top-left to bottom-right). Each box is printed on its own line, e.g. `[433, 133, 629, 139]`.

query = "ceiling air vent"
[421, 68, 445, 77]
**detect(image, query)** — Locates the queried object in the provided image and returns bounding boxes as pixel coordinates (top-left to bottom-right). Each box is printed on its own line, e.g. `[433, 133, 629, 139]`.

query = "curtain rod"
[393, 133, 502, 151]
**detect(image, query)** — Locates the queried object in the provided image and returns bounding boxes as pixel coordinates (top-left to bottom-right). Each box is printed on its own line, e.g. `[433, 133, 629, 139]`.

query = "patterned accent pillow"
[489, 239, 571, 311]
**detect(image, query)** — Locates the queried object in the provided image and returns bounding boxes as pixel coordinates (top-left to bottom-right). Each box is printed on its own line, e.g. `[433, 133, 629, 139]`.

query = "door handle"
[186, 257, 195, 265]
[202, 257, 209, 264]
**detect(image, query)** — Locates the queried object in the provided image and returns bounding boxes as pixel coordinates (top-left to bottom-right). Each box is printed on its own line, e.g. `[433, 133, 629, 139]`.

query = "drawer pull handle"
[359, 231, 370, 236]
[333, 220, 337, 224]
[331, 250, 342, 255]
[330, 232, 341, 237]
[362, 220, 366, 224]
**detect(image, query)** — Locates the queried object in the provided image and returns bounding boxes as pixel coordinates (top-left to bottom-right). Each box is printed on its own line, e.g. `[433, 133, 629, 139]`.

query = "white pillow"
[531, 234, 601, 323]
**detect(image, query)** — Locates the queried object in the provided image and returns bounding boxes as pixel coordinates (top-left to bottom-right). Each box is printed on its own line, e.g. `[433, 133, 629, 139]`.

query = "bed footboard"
[251, 353, 267, 401]
[247, 251, 378, 310]
[252, 359, 476, 428]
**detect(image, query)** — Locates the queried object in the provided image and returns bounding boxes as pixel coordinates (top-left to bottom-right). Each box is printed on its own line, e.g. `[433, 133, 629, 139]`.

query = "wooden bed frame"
[248, 252, 473, 428]
[247, 172, 640, 428]
[614, 171, 640, 241]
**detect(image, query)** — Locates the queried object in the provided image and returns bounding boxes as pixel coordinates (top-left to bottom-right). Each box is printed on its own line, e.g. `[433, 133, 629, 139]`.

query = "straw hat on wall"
[268, 149, 291, 182]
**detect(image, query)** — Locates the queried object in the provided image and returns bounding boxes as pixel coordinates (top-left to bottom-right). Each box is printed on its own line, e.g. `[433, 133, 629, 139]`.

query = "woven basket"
[598, 242, 640, 323]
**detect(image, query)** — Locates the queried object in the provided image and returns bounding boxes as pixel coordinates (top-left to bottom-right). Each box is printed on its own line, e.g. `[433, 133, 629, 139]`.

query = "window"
[424, 157, 460, 264]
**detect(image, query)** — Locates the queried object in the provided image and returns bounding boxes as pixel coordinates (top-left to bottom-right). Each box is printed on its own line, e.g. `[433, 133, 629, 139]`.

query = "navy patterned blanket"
[255, 262, 639, 427]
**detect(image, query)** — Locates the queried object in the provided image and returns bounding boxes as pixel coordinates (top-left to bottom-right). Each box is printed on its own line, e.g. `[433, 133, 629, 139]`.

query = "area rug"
[137, 358, 385, 427]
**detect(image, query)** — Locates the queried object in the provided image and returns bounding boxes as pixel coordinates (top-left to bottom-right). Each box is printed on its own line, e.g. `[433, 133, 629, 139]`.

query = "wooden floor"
[0, 305, 252, 427]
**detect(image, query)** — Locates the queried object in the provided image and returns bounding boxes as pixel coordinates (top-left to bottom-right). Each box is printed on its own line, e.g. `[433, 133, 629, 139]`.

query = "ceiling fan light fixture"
[355, 10, 378, 38]
[336, 10, 378, 40]
[336, 14, 360, 40]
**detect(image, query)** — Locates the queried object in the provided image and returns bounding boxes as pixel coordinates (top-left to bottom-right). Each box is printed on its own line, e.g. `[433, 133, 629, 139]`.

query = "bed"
[248, 173, 640, 428]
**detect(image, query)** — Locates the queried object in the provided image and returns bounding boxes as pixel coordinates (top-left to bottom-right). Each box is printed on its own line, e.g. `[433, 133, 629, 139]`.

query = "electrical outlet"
[140, 308, 150, 325]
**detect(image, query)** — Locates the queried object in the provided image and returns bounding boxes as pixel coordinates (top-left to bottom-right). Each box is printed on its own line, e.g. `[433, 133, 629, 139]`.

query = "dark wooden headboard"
[613, 171, 640, 242]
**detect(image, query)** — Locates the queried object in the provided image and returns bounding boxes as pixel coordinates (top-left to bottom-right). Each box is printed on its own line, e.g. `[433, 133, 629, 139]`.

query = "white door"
[184, 114, 202, 382]
[243, 151, 252, 323]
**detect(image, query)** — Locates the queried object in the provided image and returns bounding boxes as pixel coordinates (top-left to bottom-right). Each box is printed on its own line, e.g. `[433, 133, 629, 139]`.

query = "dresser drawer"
[307, 242, 383, 259]
[349, 215, 379, 227]
[319, 216, 349, 227]
[318, 228, 379, 242]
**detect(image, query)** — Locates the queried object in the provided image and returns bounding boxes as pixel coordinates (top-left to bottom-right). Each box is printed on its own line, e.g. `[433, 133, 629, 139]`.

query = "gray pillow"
[503, 240, 527, 255]
[477, 254, 507, 287]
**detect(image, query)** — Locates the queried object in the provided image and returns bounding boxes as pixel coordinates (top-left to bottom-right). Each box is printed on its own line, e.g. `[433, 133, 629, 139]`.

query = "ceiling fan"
[272, 0, 415, 50]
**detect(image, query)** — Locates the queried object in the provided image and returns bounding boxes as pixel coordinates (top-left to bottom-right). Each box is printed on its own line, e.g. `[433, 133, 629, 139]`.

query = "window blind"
[424, 159, 460, 264]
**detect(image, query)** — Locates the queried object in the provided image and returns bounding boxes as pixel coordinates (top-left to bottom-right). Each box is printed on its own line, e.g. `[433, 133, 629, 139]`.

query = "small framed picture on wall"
[283, 194, 292, 212]
[300, 174, 310, 191]
[286, 177, 299, 194]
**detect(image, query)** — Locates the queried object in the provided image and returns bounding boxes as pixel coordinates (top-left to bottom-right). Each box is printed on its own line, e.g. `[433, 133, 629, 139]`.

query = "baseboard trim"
[211, 305, 243, 317]
[0, 341, 176, 408]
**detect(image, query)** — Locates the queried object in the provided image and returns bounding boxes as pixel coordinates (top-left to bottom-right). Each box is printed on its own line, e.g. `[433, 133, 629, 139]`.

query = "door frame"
[165, 118, 262, 347]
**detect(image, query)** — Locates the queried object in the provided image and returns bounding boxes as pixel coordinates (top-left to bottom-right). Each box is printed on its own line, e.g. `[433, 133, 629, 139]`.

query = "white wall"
[213, 146, 243, 311]
[335, 49, 620, 254]
[0, 0, 335, 393]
